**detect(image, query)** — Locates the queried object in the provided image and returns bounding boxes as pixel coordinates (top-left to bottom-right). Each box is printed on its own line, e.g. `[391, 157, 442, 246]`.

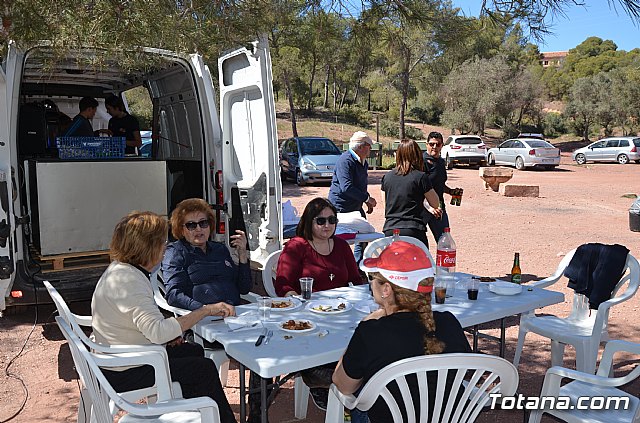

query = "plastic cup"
[258, 297, 272, 321]
[434, 277, 447, 304]
[299, 277, 314, 300]
[468, 279, 480, 300]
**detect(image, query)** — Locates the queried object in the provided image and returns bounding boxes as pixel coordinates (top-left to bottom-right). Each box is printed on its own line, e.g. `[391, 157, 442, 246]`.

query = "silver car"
[280, 136, 342, 186]
[572, 137, 640, 165]
[487, 138, 560, 170]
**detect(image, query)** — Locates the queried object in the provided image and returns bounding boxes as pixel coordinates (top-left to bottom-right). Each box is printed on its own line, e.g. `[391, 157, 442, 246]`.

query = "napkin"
[224, 312, 262, 331]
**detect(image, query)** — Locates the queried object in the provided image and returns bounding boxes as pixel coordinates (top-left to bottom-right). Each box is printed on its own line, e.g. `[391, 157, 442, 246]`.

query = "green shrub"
[378, 119, 424, 140]
[543, 113, 567, 138]
[339, 106, 371, 126]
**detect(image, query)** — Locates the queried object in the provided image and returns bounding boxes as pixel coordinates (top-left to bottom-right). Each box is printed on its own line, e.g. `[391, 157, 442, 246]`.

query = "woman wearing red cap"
[332, 239, 470, 423]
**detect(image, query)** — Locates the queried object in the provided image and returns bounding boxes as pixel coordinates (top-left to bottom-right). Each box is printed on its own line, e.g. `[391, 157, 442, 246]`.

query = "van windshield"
[300, 138, 341, 155]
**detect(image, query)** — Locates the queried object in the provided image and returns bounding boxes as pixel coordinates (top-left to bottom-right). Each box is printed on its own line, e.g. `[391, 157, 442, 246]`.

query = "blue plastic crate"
[56, 137, 126, 159]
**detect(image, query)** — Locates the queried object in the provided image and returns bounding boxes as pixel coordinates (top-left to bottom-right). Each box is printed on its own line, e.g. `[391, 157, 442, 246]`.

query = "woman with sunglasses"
[275, 197, 361, 298]
[382, 139, 441, 247]
[162, 198, 251, 310]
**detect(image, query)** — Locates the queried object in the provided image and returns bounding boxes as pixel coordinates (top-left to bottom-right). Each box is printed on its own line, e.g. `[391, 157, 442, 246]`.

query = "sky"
[452, 1, 640, 53]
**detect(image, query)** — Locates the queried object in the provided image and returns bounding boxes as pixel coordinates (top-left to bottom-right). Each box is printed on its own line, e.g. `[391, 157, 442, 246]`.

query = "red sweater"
[275, 236, 362, 297]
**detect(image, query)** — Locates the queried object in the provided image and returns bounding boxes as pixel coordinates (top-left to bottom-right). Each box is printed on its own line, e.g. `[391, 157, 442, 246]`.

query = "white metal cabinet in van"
[0, 39, 282, 311]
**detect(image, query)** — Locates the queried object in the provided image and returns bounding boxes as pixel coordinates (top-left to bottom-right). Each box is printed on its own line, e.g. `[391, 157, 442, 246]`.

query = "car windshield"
[526, 140, 554, 148]
[300, 138, 341, 155]
[455, 137, 482, 145]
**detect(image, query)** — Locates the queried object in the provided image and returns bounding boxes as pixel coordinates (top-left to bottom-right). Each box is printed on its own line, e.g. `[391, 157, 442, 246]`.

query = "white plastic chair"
[259, 250, 311, 418]
[324, 353, 519, 423]
[261, 249, 281, 297]
[56, 317, 220, 423]
[150, 270, 231, 386]
[529, 340, 640, 423]
[513, 249, 640, 374]
[363, 235, 435, 267]
[44, 281, 181, 423]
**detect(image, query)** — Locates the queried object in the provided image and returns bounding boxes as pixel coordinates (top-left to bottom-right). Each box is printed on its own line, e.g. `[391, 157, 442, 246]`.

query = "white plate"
[489, 281, 523, 296]
[354, 299, 380, 313]
[306, 299, 353, 314]
[279, 319, 316, 333]
[269, 297, 301, 311]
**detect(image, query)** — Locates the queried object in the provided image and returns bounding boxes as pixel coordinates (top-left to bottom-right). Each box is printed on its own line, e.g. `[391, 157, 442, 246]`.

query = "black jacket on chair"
[564, 243, 629, 309]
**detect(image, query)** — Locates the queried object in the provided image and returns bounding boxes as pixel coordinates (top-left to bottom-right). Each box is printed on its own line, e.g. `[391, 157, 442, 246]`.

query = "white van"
[0, 39, 282, 312]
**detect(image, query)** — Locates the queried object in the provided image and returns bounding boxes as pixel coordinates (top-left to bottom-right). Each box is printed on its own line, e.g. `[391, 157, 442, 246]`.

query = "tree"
[565, 76, 601, 140]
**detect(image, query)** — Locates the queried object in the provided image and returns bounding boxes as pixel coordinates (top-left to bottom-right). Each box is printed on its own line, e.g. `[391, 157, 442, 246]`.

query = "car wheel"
[636, 160, 640, 164]
[280, 169, 289, 181]
[617, 154, 629, 164]
[487, 154, 495, 166]
[515, 156, 525, 170]
[575, 153, 586, 165]
[445, 155, 453, 170]
[296, 169, 306, 186]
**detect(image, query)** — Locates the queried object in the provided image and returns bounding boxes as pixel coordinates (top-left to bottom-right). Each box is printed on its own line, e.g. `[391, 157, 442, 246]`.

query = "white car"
[487, 138, 560, 170]
[572, 137, 640, 165]
[441, 135, 487, 169]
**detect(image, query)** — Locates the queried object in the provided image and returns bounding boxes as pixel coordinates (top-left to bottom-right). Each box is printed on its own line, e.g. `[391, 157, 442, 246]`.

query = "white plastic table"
[194, 283, 563, 422]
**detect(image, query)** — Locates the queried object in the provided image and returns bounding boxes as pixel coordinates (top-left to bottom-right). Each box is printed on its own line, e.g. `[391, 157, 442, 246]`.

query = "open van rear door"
[218, 38, 282, 265]
[0, 43, 21, 310]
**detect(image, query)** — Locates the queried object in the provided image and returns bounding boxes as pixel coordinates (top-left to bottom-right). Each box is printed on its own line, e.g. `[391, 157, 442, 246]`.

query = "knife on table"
[255, 327, 268, 346]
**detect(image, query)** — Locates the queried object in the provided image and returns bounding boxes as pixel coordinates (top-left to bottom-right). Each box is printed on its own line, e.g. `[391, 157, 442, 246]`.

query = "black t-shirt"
[108, 113, 140, 154]
[423, 152, 448, 205]
[342, 311, 470, 423]
[381, 168, 433, 232]
[64, 114, 94, 137]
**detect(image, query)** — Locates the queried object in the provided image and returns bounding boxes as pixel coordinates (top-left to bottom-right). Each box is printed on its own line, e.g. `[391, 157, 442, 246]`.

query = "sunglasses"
[184, 219, 210, 231]
[314, 216, 338, 225]
[428, 142, 442, 147]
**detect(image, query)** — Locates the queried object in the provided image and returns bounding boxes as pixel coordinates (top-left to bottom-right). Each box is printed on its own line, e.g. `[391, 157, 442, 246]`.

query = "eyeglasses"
[428, 142, 442, 147]
[314, 216, 338, 225]
[184, 219, 210, 231]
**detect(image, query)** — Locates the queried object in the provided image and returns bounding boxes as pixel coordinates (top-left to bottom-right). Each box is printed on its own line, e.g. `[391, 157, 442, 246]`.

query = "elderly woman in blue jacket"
[162, 198, 251, 309]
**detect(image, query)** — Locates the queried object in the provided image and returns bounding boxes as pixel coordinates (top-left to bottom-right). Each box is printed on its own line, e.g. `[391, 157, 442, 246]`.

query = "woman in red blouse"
[275, 197, 362, 297]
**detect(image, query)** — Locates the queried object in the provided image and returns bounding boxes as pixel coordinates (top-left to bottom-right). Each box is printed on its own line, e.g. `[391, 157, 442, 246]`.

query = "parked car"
[487, 138, 560, 170]
[139, 130, 152, 157]
[441, 135, 487, 169]
[280, 136, 342, 186]
[572, 137, 640, 165]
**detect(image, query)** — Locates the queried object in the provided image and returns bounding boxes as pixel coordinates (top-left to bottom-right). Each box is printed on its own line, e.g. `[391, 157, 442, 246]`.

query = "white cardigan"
[92, 261, 182, 347]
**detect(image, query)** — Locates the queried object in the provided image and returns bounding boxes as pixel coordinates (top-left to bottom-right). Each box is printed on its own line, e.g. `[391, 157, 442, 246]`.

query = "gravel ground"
[1, 155, 639, 422]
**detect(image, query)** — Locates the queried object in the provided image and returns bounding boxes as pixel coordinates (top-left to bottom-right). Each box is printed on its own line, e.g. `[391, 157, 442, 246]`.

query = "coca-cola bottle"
[436, 228, 457, 293]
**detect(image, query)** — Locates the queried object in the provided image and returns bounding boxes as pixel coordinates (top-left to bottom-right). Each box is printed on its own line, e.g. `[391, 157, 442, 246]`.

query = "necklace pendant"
[329, 273, 335, 281]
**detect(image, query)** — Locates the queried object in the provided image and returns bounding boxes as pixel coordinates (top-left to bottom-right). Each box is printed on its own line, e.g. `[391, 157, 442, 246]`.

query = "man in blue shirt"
[64, 97, 98, 137]
[328, 131, 377, 264]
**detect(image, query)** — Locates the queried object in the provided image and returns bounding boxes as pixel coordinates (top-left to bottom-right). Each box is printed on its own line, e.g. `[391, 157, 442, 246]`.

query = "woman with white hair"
[332, 239, 470, 423]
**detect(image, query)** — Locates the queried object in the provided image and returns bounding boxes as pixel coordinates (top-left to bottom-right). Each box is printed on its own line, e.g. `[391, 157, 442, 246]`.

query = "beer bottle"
[511, 253, 522, 284]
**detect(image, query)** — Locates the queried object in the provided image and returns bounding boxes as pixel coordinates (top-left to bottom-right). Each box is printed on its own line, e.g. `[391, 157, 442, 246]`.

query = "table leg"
[239, 363, 246, 422]
[261, 377, 268, 423]
[473, 325, 479, 352]
[500, 318, 506, 358]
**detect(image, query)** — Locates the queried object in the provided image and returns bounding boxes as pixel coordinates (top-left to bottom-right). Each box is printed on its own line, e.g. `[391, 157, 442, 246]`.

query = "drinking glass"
[467, 278, 480, 300]
[299, 277, 314, 300]
[258, 296, 272, 322]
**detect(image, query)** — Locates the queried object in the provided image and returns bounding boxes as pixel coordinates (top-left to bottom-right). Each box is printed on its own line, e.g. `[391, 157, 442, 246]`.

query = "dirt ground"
[1, 154, 639, 423]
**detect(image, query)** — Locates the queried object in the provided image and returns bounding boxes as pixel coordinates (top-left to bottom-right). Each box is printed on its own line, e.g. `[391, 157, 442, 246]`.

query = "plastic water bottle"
[436, 227, 457, 294]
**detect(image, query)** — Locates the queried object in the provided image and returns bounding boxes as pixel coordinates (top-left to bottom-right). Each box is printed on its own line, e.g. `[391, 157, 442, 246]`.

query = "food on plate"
[282, 320, 313, 330]
[311, 302, 346, 312]
[271, 300, 292, 309]
[472, 276, 496, 282]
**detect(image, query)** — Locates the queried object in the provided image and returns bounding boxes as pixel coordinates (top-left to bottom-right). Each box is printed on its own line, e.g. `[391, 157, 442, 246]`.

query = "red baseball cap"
[361, 240, 434, 291]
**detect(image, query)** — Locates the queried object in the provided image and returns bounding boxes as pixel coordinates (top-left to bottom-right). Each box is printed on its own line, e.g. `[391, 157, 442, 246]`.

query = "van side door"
[218, 38, 282, 264]
[0, 43, 21, 308]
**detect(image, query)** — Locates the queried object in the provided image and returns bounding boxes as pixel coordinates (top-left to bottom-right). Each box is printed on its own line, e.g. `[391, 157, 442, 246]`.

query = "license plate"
[463, 148, 473, 152]
[321, 172, 333, 177]
[542, 159, 553, 163]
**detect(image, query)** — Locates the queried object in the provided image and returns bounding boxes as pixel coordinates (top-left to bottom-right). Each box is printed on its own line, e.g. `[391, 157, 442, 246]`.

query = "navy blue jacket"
[162, 239, 251, 310]
[328, 150, 369, 213]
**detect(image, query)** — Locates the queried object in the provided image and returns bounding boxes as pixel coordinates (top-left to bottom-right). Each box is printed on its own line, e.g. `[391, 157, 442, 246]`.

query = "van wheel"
[515, 157, 525, 170]
[617, 154, 629, 164]
[296, 169, 306, 186]
[487, 154, 495, 166]
[445, 155, 453, 170]
[575, 153, 586, 165]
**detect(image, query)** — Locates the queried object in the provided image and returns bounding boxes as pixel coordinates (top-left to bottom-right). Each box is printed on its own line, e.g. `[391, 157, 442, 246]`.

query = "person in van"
[101, 94, 143, 154]
[63, 96, 99, 137]
[162, 198, 251, 309]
